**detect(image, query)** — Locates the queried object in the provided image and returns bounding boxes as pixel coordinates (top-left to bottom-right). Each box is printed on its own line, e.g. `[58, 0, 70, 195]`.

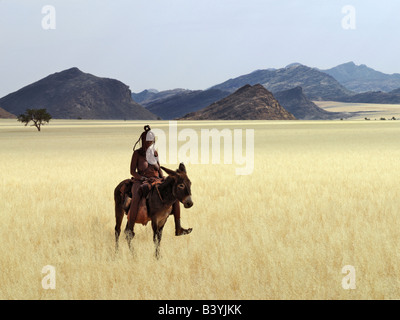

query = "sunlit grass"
[1, 119, 400, 299]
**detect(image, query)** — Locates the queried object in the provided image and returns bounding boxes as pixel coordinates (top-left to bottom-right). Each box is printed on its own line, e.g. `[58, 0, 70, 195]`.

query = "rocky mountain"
[132, 88, 190, 105]
[274, 87, 349, 120]
[321, 62, 400, 93]
[132, 63, 400, 120]
[210, 64, 353, 100]
[131, 89, 160, 104]
[180, 84, 296, 120]
[0, 68, 157, 120]
[142, 89, 230, 120]
[0, 107, 16, 119]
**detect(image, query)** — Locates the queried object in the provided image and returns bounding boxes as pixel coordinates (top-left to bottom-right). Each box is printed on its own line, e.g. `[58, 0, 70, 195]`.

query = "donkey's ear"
[161, 166, 177, 176]
[178, 162, 186, 173]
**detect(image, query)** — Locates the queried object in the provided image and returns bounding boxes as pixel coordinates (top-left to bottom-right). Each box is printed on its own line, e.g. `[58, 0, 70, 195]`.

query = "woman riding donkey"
[124, 125, 192, 241]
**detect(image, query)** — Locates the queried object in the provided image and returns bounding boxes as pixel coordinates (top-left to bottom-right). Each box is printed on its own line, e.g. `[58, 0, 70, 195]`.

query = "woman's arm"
[158, 162, 164, 179]
[130, 151, 143, 180]
[155, 150, 164, 178]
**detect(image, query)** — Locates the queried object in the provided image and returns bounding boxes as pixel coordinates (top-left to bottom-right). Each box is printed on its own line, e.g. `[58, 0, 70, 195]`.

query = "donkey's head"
[161, 163, 193, 208]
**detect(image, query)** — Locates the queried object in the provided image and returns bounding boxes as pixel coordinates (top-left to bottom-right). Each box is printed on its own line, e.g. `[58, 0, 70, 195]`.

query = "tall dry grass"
[1, 119, 400, 299]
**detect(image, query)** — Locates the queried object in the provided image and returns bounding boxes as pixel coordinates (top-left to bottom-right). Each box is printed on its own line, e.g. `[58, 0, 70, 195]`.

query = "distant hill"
[132, 88, 190, 105]
[390, 88, 400, 94]
[210, 64, 353, 101]
[180, 84, 296, 120]
[321, 62, 400, 93]
[142, 89, 230, 120]
[131, 89, 160, 104]
[136, 64, 356, 120]
[0, 107, 16, 119]
[134, 63, 400, 119]
[0, 68, 157, 120]
[335, 90, 400, 104]
[274, 87, 349, 120]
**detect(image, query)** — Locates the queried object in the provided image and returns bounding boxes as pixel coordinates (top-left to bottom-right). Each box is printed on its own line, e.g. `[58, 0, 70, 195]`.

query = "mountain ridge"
[180, 84, 296, 120]
[0, 68, 157, 120]
[3, 62, 400, 121]
[139, 89, 230, 120]
[134, 62, 400, 119]
[321, 61, 400, 93]
[274, 87, 349, 120]
[209, 64, 353, 100]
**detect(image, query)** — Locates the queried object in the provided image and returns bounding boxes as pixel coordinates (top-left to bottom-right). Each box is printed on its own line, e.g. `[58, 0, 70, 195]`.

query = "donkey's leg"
[152, 220, 165, 259]
[152, 220, 160, 259]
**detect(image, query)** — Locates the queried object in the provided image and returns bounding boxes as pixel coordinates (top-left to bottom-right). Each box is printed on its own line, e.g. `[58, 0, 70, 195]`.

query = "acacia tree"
[17, 108, 52, 131]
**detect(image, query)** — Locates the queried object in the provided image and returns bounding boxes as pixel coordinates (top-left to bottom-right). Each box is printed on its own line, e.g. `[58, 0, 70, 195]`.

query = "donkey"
[114, 163, 193, 258]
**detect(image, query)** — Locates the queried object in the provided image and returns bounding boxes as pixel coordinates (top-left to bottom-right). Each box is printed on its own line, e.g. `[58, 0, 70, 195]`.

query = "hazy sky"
[1, 0, 400, 97]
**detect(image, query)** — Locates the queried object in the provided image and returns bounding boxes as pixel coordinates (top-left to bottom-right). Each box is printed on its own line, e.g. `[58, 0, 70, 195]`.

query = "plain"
[0, 119, 399, 299]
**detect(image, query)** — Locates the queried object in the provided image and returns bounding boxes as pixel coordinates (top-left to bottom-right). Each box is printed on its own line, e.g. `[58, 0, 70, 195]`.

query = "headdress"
[133, 125, 158, 165]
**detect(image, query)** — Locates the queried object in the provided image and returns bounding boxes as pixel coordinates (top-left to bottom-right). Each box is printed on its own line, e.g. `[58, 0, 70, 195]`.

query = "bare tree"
[17, 108, 52, 131]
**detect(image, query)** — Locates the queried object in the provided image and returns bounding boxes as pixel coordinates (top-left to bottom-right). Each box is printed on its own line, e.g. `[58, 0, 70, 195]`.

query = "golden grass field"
[1, 118, 400, 300]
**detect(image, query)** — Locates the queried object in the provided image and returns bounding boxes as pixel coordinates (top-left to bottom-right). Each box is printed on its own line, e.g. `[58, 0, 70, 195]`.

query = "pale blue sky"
[1, 0, 400, 97]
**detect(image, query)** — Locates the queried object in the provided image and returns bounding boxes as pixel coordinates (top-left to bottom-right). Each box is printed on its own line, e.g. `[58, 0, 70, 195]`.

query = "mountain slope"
[0, 107, 16, 119]
[274, 87, 348, 120]
[322, 62, 400, 93]
[210, 64, 353, 100]
[390, 88, 400, 94]
[132, 88, 190, 105]
[0, 68, 157, 120]
[180, 84, 296, 120]
[143, 89, 230, 120]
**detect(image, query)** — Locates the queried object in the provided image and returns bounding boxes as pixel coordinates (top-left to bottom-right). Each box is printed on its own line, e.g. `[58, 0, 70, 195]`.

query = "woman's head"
[144, 127, 155, 149]
[133, 125, 156, 154]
